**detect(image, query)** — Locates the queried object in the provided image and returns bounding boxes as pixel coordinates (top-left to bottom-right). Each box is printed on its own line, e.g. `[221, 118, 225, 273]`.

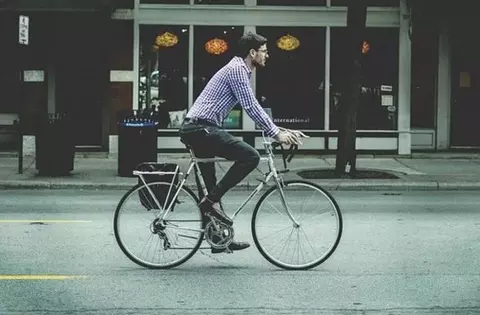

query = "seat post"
[188, 147, 196, 159]
[185, 145, 208, 197]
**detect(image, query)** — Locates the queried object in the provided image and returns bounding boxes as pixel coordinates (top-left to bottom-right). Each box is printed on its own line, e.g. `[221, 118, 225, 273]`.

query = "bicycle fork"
[269, 159, 301, 228]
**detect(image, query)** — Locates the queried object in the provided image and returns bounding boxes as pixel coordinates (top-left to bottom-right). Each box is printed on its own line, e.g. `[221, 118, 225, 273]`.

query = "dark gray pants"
[179, 122, 260, 203]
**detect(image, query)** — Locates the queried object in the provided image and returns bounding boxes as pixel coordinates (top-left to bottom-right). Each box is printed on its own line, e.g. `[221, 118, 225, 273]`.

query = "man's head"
[238, 32, 269, 68]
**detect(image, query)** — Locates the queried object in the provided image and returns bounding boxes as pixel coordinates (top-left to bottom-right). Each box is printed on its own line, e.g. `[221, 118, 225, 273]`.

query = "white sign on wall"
[23, 70, 44, 82]
[19, 15, 29, 45]
[381, 95, 394, 106]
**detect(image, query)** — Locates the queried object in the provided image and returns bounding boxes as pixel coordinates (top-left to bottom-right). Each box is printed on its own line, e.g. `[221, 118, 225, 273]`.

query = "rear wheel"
[113, 182, 204, 269]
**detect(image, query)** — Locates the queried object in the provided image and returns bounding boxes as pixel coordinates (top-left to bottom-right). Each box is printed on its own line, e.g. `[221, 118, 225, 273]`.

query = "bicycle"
[113, 130, 343, 270]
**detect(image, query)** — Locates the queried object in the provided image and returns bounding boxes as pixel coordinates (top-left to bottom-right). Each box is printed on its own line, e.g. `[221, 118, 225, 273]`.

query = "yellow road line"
[0, 275, 88, 280]
[0, 220, 92, 223]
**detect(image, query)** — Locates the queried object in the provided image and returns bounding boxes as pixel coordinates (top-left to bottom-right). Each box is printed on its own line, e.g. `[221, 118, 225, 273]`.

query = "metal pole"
[17, 118, 23, 174]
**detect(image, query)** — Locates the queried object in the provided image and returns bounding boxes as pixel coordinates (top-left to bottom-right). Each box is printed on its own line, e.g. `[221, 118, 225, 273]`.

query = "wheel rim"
[253, 181, 342, 269]
[114, 183, 203, 268]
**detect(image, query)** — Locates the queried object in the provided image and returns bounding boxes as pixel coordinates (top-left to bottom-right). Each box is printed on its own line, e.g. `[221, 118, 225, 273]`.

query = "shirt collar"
[232, 56, 252, 77]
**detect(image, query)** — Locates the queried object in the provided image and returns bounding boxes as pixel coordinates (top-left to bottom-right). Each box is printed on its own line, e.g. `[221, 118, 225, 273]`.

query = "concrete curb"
[1, 179, 480, 191]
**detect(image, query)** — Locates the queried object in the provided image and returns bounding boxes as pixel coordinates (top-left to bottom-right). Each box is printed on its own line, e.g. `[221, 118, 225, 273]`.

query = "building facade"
[0, 0, 477, 155]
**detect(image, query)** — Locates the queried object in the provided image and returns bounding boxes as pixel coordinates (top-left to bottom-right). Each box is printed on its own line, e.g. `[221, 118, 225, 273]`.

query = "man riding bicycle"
[179, 32, 307, 254]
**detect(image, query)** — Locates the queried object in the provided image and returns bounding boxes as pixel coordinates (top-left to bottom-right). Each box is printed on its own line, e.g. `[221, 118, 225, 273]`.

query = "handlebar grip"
[286, 144, 298, 163]
[271, 142, 298, 168]
[271, 141, 287, 169]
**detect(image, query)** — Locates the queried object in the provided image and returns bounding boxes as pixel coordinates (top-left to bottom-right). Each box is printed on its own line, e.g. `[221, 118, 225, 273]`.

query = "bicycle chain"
[192, 169, 249, 269]
[198, 224, 238, 268]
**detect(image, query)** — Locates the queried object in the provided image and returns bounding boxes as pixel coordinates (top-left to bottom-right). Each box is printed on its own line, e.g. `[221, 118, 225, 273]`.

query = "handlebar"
[261, 128, 307, 169]
[271, 142, 298, 169]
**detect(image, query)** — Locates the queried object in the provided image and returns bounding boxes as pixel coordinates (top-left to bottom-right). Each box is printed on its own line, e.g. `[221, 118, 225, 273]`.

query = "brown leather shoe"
[211, 240, 250, 254]
[199, 197, 233, 226]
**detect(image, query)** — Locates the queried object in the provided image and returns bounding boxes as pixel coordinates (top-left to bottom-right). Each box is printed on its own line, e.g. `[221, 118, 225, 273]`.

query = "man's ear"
[249, 49, 256, 57]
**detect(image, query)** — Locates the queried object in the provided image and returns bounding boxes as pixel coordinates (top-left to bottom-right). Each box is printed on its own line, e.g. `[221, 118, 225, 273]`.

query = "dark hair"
[237, 32, 267, 58]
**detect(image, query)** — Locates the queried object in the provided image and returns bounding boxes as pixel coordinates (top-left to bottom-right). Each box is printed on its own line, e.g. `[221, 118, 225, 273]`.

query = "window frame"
[134, 2, 401, 131]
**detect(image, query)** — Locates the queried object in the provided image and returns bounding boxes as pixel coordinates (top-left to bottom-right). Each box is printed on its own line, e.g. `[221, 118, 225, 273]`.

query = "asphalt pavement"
[0, 190, 479, 314]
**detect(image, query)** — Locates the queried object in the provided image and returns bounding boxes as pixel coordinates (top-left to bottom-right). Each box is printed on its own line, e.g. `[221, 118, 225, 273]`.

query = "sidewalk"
[1, 152, 480, 191]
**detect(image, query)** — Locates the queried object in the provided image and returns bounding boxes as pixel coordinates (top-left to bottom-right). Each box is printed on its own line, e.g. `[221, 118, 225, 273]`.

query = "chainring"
[204, 220, 234, 249]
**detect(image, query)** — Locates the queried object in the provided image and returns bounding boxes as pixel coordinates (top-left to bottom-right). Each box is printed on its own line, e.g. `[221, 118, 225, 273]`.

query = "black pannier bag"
[136, 162, 180, 210]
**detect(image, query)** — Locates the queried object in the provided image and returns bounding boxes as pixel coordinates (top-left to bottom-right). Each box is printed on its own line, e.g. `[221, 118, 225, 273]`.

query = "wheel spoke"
[114, 182, 204, 269]
[252, 180, 343, 270]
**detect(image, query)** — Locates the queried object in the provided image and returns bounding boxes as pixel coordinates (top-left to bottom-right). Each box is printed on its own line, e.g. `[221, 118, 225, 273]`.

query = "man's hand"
[274, 129, 309, 145]
[286, 129, 309, 139]
[274, 130, 299, 145]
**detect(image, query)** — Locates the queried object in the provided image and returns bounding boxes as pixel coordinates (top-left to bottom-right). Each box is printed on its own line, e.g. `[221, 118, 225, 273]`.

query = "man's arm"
[227, 67, 279, 138]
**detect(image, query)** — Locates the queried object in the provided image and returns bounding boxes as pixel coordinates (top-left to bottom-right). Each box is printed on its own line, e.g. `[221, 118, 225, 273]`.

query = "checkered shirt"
[186, 57, 279, 138]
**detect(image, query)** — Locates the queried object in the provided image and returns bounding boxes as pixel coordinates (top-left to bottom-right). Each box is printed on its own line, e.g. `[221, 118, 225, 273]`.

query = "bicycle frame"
[132, 131, 300, 229]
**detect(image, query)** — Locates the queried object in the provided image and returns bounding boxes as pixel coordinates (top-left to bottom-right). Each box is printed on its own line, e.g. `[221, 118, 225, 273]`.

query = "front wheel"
[252, 180, 343, 270]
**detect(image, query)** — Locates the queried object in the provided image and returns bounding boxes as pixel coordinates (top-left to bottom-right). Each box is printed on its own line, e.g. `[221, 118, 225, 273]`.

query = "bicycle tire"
[251, 180, 343, 270]
[113, 182, 203, 269]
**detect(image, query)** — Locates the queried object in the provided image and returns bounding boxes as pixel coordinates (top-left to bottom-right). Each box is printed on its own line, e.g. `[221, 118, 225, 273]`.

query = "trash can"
[117, 114, 158, 177]
[35, 113, 74, 176]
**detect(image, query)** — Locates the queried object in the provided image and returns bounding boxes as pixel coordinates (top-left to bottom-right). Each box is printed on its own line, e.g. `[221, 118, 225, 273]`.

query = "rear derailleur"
[151, 218, 172, 250]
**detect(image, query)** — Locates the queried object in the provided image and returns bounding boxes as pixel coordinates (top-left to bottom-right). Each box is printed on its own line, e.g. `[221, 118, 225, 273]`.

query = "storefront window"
[139, 25, 189, 129]
[193, 26, 244, 129]
[256, 27, 326, 130]
[410, 7, 437, 128]
[331, 0, 399, 6]
[329, 27, 399, 130]
[141, 0, 245, 3]
[194, 0, 244, 4]
[0, 13, 17, 115]
[141, 0, 189, 4]
[257, 0, 326, 6]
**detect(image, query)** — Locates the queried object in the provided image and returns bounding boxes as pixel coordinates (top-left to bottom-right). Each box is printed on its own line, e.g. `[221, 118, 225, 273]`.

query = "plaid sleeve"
[227, 67, 279, 138]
